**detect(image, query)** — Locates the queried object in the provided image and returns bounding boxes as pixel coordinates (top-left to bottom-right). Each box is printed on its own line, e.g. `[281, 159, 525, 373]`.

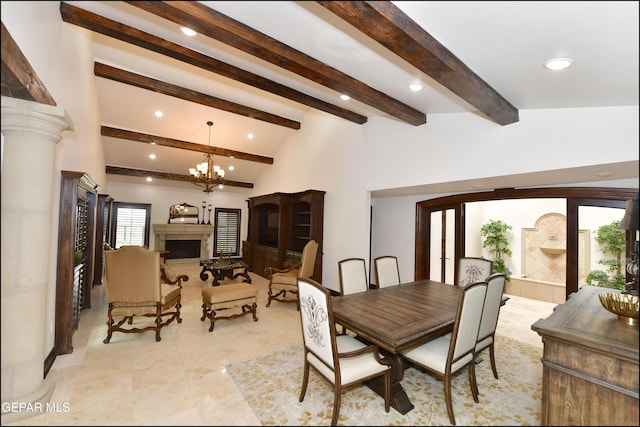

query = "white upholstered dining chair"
[297, 277, 391, 425]
[338, 257, 369, 296]
[400, 281, 487, 426]
[373, 255, 401, 288]
[474, 273, 507, 382]
[457, 257, 493, 288]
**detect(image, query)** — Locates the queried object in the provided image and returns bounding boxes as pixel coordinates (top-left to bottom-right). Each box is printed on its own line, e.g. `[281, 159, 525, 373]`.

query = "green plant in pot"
[585, 219, 626, 290]
[480, 219, 513, 281]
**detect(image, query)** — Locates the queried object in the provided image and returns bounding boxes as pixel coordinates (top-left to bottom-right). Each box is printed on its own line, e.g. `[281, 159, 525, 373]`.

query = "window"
[111, 202, 151, 248]
[214, 208, 241, 257]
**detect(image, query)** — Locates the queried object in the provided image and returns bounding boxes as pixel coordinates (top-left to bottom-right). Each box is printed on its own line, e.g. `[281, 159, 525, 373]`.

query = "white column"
[1, 96, 72, 422]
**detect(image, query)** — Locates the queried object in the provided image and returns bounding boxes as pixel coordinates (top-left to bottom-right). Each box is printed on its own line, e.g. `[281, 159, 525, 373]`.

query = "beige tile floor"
[3, 262, 557, 426]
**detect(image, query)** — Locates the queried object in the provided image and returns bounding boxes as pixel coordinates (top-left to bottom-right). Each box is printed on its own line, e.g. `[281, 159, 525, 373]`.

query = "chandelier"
[189, 121, 225, 193]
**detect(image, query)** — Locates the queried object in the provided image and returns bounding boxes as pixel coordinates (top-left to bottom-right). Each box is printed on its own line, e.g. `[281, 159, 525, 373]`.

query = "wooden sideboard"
[531, 286, 639, 426]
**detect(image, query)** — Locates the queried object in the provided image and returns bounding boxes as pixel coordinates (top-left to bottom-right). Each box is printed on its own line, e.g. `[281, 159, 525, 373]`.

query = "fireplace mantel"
[153, 224, 214, 261]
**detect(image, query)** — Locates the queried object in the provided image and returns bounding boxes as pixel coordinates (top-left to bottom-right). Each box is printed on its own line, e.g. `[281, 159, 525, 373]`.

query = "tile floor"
[3, 262, 557, 426]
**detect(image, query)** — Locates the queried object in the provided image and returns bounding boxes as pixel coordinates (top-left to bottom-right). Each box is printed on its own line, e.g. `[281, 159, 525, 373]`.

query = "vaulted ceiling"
[3, 1, 639, 194]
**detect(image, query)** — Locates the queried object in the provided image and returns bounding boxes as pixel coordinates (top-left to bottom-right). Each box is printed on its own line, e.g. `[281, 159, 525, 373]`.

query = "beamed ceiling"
[2, 1, 638, 195]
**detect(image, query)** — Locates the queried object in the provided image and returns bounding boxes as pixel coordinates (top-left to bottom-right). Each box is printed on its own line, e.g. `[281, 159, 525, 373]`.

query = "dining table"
[331, 279, 461, 415]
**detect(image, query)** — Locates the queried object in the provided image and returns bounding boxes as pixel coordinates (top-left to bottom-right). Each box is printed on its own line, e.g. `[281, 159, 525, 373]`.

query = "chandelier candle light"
[189, 121, 225, 193]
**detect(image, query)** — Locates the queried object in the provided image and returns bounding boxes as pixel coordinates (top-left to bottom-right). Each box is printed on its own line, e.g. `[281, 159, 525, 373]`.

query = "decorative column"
[1, 96, 73, 422]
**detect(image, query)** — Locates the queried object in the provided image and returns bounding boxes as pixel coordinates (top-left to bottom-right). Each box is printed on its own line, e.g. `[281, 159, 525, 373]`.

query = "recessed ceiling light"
[146, 177, 152, 182]
[247, 133, 254, 140]
[409, 83, 423, 92]
[543, 57, 574, 70]
[595, 171, 615, 178]
[180, 26, 196, 37]
[228, 165, 235, 171]
[154, 110, 163, 118]
[148, 154, 156, 159]
[340, 94, 350, 101]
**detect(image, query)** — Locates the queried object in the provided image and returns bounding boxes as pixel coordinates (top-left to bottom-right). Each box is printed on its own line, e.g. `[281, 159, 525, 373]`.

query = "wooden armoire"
[243, 190, 325, 282]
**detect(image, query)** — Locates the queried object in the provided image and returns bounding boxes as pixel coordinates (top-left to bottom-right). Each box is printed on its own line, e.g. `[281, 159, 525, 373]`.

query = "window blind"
[214, 208, 241, 256]
[114, 207, 147, 248]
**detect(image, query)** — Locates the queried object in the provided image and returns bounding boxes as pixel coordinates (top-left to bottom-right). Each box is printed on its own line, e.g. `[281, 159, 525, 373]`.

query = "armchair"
[103, 245, 185, 343]
[265, 240, 318, 309]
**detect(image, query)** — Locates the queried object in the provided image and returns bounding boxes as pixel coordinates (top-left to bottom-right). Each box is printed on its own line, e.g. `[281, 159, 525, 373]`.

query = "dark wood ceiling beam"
[1, 22, 56, 105]
[58, 2, 366, 125]
[106, 166, 254, 189]
[126, 1, 426, 126]
[316, 1, 519, 126]
[94, 62, 300, 130]
[101, 126, 273, 165]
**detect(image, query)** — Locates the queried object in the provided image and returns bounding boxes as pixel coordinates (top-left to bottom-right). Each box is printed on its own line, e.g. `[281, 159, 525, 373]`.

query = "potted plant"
[585, 220, 626, 290]
[480, 219, 513, 281]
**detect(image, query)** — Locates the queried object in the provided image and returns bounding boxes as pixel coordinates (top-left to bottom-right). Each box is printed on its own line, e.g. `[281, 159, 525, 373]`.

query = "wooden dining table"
[331, 279, 461, 415]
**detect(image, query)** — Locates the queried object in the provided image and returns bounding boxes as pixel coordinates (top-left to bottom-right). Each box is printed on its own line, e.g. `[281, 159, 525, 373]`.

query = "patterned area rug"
[226, 335, 542, 426]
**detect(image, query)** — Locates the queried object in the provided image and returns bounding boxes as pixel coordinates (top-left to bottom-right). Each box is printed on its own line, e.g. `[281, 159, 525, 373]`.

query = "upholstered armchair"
[265, 240, 318, 309]
[103, 245, 186, 343]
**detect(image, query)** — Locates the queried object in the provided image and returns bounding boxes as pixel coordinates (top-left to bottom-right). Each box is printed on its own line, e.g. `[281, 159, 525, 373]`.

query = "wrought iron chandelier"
[189, 121, 225, 193]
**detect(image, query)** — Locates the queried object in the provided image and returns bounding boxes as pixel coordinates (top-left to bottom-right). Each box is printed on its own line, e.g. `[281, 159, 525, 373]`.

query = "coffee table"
[199, 259, 252, 286]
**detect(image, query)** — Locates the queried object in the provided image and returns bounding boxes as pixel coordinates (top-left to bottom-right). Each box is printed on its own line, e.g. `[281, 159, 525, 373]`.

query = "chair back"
[338, 258, 369, 295]
[298, 277, 336, 370]
[298, 240, 319, 279]
[374, 255, 401, 288]
[477, 273, 506, 344]
[458, 257, 493, 287]
[104, 245, 161, 303]
[450, 281, 487, 363]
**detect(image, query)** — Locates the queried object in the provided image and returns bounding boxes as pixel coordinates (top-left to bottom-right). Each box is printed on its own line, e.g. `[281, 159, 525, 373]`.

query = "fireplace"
[153, 224, 214, 261]
[165, 240, 201, 259]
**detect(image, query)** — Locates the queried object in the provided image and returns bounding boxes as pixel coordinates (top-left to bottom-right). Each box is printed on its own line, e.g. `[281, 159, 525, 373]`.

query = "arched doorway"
[415, 187, 638, 300]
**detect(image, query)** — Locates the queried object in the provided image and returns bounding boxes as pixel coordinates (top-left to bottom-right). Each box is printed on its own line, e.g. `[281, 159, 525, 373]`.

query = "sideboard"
[531, 285, 639, 425]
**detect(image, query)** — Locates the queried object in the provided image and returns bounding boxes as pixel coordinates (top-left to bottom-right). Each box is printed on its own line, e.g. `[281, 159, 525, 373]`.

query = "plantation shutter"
[113, 204, 150, 248]
[214, 208, 241, 257]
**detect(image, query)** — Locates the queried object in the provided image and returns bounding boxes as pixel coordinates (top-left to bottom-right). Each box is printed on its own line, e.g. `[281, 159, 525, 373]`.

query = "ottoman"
[201, 283, 259, 332]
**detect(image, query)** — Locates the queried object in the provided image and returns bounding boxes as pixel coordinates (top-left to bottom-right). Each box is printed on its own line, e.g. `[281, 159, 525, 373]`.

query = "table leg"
[365, 353, 414, 414]
[211, 269, 222, 286]
[231, 266, 252, 284]
[199, 266, 211, 281]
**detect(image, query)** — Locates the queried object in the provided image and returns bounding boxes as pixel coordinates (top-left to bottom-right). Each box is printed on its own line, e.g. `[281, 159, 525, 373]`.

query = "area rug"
[226, 335, 542, 426]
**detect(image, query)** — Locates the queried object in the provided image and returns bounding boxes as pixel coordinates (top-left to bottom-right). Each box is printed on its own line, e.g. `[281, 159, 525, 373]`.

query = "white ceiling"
[64, 1, 639, 195]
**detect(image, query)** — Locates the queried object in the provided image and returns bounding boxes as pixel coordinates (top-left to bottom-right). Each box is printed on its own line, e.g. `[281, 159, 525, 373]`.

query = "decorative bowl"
[598, 292, 639, 326]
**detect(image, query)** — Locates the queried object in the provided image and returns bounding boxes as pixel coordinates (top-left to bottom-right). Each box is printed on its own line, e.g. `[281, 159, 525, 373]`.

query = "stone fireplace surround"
[153, 224, 214, 261]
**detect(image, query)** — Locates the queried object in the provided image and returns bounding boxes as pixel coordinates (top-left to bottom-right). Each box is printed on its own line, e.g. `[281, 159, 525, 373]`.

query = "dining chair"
[373, 255, 401, 288]
[457, 257, 493, 288]
[474, 273, 507, 382]
[338, 258, 369, 296]
[336, 257, 369, 334]
[265, 239, 318, 309]
[297, 277, 391, 426]
[400, 281, 487, 426]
